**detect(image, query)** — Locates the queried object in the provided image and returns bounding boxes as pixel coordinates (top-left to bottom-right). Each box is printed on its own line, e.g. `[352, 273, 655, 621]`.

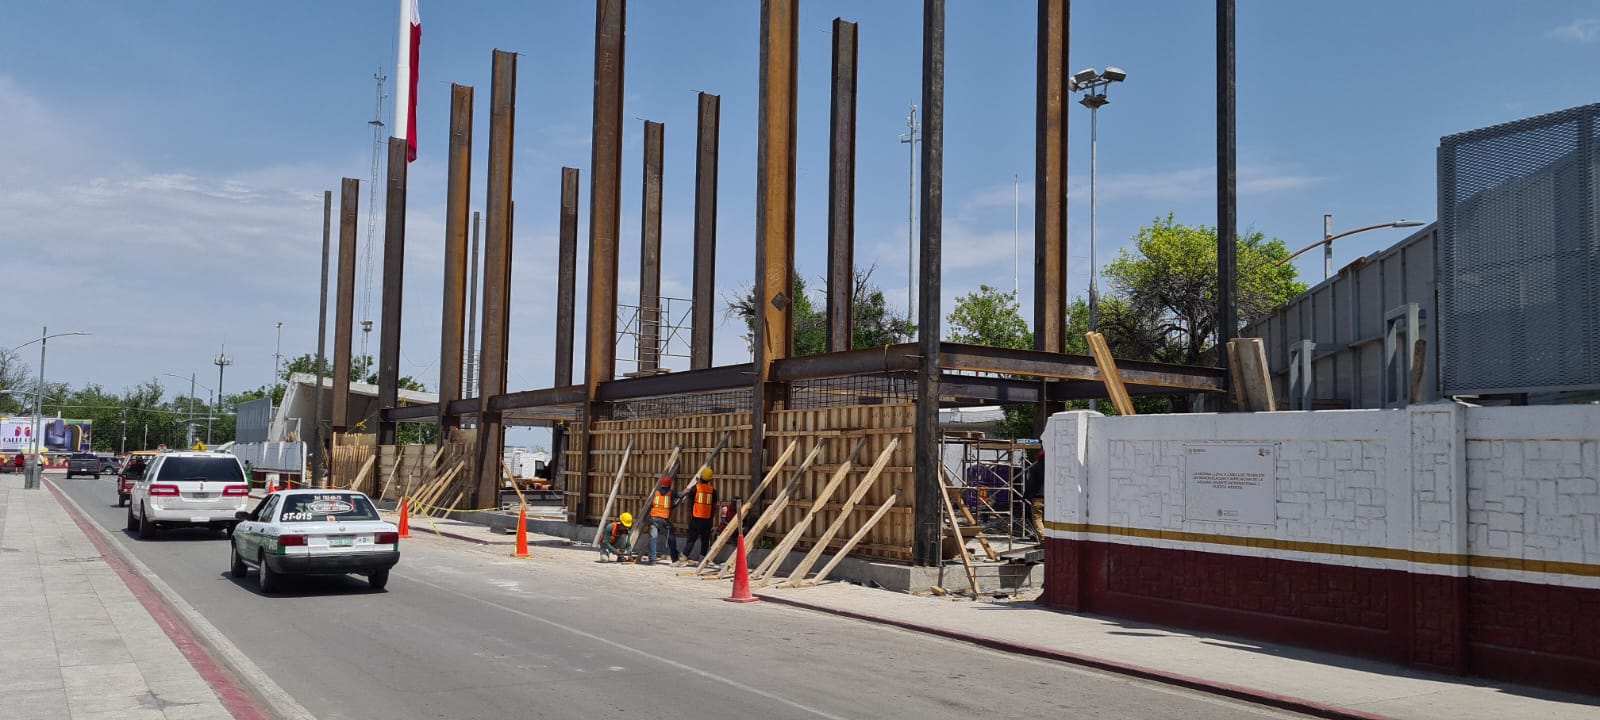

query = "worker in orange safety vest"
[646, 476, 683, 565]
[683, 467, 717, 563]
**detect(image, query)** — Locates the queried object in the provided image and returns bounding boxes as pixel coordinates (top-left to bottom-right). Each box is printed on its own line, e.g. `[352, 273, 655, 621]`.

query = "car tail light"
[375, 532, 399, 545]
[278, 535, 307, 547]
[148, 484, 180, 497]
[222, 485, 248, 497]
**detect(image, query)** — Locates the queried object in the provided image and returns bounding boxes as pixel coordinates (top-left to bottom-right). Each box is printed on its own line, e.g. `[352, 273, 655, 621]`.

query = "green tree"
[728, 267, 913, 356]
[946, 285, 1032, 349]
[1104, 214, 1305, 365]
[0, 348, 28, 414]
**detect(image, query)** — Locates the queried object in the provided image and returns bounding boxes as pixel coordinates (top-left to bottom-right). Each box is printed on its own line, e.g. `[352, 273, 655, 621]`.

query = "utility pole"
[466, 211, 480, 402]
[120, 407, 127, 455]
[215, 346, 231, 436]
[899, 104, 919, 333]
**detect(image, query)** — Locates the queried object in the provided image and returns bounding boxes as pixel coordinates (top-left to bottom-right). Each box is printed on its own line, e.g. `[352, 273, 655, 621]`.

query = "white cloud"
[1551, 19, 1600, 42]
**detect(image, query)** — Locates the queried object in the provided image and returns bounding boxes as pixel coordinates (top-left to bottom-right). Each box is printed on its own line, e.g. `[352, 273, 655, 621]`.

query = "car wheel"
[230, 543, 247, 579]
[137, 505, 158, 540]
[65, 472, 73, 479]
[257, 553, 279, 593]
[368, 568, 390, 591]
[126, 504, 139, 531]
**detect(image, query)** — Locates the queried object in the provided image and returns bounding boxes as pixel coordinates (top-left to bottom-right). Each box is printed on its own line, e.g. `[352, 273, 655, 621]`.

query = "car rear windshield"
[277, 494, 381, 523]
[155, 457, 245, 483]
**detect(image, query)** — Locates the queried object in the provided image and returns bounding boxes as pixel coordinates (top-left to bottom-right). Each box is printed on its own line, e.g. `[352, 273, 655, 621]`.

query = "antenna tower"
[362, 70, 388, 362]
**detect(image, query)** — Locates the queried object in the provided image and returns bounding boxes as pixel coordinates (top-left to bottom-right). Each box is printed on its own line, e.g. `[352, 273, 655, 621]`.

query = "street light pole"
[1278, 217, 1426, 278]
[11, 327, 90, 489]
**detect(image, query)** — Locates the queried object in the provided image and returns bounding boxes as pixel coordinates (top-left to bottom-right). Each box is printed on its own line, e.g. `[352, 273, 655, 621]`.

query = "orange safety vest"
[692, 482, 715, 519]
[650, 490, 672, 519]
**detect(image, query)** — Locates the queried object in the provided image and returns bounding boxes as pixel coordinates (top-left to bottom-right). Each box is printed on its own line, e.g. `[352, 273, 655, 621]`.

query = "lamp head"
[1072, 68, 1099, 86]
[1102, 67, 1127, 82]
[1393, 220, 1424, 228]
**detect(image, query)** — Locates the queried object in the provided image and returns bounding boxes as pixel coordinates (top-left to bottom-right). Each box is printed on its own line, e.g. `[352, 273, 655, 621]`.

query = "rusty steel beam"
[638, 120, 664, 373]
[690, 92, 720, 370]
[332, 178, 359, 432]
[489, 386, 588, 413]
[1034, 0, 1069, 354]
[555, 168, 580, 387]
[474, 49, 517, 508]
[752, 0, 798, 494]
[580, 0, 627, 524]
[376, 136, 409, 447]
[939, 343, 1226, 389]
[1217, 0, 1238, 384]
[386, 404, 440, 422]
[826, 18, 859, 354]
[597, 364, 754, 401]
[913, 0, 945, 567]
[439, 83, 474, 431]
[312, 190, 332, 484]
[447, 398, 479, 417]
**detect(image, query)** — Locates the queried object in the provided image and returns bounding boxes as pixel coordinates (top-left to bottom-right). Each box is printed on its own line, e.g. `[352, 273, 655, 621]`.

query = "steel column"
[638, 120, 664, 373]
[1033, 0, 1068, 354]
[913, 0, 945, 567]
[474, 49, 517, 508]
[690, 92, 720, 370]
[312, 190, 331, 484]
[826, 18, 859, 354]
[1217, 0, 1238, 379]
[580, 0, 627, 523]
[377, 137, 409, 449]
[555, 168, 580, 388]
[466, 211, 480, 401]
[440, 84, 474, 432]
[752, 0, 798, 493]
[332, 179, 360, 432]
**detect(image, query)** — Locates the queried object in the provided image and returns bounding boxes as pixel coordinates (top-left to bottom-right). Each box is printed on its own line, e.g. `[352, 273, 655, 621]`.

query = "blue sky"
[2, 1, 1597, 446]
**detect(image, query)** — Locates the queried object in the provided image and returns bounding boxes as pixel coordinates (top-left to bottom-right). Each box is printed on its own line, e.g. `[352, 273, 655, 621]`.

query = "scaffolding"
[945, 437, 1040, 554]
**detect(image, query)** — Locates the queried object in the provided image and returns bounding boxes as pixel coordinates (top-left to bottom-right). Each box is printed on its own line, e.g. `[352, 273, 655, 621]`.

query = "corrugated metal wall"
[1242, 225, 1439, 409]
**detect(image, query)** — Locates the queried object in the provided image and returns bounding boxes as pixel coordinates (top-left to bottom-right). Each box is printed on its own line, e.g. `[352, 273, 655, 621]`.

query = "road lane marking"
[404, 574, 852, 720]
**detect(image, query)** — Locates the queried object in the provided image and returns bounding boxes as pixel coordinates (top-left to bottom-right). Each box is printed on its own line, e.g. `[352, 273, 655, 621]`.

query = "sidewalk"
[752, 581, 1599, 720]
[0, 475, 233, 720]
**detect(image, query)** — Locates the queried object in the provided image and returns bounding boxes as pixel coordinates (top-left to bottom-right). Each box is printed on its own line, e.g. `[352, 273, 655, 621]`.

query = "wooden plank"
[751, 438, 868, 583]
[349, 454, 376, 495]
[695, 440, 797, 575]
[1409, 338, 1427, 404]
[623, 444, 691, 552]
[589, 439, 635, 546]
[718, 441, 827, 578]
[779, 438, 900, 587]
[1231, 337, 1276, 412]
[943, 468, 998, 562]
[940, 468, 981, 597]
[800, 492, 898, 587]
[1086, 331, 1136, 415]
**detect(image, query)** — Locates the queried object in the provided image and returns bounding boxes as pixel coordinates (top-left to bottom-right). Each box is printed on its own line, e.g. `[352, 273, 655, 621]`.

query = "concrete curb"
[47, 480, 318, 720]
[753, 592, 1396, 720]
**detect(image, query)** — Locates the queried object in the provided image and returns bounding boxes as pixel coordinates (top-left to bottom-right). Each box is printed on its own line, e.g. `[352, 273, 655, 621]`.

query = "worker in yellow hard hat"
[600, 512, 634, 562]
[682, 467, 717, 565]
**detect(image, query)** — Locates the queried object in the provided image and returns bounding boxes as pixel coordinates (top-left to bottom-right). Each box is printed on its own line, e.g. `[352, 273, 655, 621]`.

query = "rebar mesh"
[1438, 103, 1600, 395]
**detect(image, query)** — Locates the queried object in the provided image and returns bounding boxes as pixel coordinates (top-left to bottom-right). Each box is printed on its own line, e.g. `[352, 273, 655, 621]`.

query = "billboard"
[0, 417, 93, 454]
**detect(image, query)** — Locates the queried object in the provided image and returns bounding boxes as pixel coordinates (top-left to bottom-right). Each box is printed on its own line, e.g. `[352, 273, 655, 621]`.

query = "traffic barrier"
[512, 506, 530, 558]
[397, 497, 411, 539]
[724, 534, 757, 603]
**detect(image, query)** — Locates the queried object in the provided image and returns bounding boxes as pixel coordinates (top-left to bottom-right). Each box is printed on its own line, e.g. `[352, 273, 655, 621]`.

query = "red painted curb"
[753, 592, 1395, 720]
[46, 481, 270, 720]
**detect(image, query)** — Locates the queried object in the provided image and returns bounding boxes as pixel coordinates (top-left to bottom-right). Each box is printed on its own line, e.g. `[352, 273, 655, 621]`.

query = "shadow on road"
[217, 570, 385, 598]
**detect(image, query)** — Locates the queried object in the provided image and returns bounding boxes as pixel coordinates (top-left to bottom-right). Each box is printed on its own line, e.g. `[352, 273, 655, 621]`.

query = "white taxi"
[230, 489, 400, 593]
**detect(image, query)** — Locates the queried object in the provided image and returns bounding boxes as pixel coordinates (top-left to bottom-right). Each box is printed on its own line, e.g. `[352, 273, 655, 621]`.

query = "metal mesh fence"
[1437, 103, 1600, 395]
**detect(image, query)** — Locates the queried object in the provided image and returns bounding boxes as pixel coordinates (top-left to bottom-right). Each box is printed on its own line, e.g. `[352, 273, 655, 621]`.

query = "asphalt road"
[56, 475, 1310, 720]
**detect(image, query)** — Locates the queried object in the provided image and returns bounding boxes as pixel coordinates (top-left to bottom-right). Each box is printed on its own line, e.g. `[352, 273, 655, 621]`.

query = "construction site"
[296, 0, 1225, 595]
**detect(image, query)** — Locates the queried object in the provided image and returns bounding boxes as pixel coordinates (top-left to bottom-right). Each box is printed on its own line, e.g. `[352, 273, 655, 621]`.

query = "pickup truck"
[66, 453, 100, 479]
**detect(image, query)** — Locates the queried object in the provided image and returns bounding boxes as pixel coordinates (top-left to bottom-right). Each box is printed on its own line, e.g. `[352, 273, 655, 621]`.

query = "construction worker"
[683, 467, 717, 563]
[646, 476, 681, 565]
[600, 512, 634, 561]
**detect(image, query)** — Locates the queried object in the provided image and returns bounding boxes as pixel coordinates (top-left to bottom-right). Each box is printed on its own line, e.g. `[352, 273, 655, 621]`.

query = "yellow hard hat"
[699, 467, 713, 480]
[619, 512, 633, 528]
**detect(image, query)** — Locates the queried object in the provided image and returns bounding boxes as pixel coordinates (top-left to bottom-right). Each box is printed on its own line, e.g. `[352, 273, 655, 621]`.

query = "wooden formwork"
[566, 403, 915, 562]
[329, 432, 376, 491]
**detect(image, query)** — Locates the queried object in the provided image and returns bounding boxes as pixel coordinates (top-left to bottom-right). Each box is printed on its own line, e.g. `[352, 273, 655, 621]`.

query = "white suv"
[126, 452, 250, 539]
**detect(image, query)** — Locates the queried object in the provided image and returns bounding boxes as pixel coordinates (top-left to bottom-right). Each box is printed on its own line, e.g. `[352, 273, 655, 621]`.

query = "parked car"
[66, 453, 100, 479]
[229, 489, 399, 593]
[126, 452, 250, 538]
[98, 455, 122, 474]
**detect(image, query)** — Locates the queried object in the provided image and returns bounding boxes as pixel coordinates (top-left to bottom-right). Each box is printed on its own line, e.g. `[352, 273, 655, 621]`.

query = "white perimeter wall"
[1044, 403, 1600, 589]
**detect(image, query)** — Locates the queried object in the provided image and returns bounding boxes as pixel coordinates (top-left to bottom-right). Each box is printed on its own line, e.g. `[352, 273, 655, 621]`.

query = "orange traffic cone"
[512, 506, 531, 558]
[397, 497, 411, 539]
[724, 534, 758, 603]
